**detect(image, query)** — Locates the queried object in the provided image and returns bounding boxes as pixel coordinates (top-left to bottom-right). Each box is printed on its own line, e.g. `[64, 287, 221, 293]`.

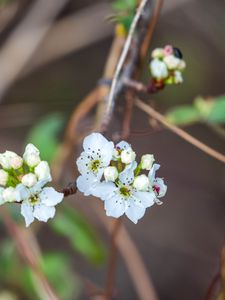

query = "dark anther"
[173, 47, 183, 59]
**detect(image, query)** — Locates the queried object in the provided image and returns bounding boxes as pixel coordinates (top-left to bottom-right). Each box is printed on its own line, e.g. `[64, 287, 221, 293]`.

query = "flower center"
[153, 185, 160, 195]
[29, 195, 39, 205]
[90, 159, 100, 172]
[119, 186, 131, 197]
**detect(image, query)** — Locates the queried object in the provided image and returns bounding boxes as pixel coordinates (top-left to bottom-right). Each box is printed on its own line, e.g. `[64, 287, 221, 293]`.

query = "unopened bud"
[133, 175, 149, 191]
[121, 148, 136, 164]
[22, 173, 37, 187]
[104, 166, 118, 182]
[35, 161, 52, 182]
[141, 154, 155, 171]
[0, 170, 8, 186]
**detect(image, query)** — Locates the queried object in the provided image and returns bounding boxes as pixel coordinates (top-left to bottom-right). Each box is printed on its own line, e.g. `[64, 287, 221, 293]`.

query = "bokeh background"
[0, 0, 224, 299]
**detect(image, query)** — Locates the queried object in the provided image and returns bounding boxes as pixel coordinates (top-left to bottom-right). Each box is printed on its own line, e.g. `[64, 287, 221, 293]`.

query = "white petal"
[83, 133, 111, 153]
[154, 178, 167, 198]
[76, 152, 90, 175]
[119, 161, 137, 185]
[125, 197, 146, 224]
[0, 187, 5, 205]
[30, 179, 48, 194]
[104, 194, 126, 218]
[33, 204, 55, 222]
[21, 203, 34, 227]
[92, 181, 117, 200]
[100, 142, 114, 166]
[133, 191, 155, 208]
[35, 161, 52, 182]
[16, 184, 30, 201]
[39, 187, 64, 206]
[148, 163, 160, 184]
[116, 141, 130, 150]
[76, 174, 100, 196]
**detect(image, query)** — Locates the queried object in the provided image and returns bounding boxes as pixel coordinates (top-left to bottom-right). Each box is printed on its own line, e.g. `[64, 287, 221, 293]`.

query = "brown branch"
[105, 218, 122, 300]
[135, 98, 225, 164]
[0, 207, 60, 300]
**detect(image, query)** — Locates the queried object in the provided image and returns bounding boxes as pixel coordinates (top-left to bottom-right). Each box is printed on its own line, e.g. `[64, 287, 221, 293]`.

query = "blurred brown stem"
[135, 98, 225, 164]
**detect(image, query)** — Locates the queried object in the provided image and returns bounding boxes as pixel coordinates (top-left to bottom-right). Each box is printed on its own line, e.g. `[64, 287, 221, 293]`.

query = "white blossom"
[35, 161, 52, 182]
[104, 166, 118, 182]
[94, 162, 155, 224]
[23, 144, 41, 167]
[0, 151, 19, 169]
[141, 154, 155, 170]
[163, 55, 180, 70]
[178, 60, 186, 70]
[2, 187, 21, 203]
[76, 133, 114, 193]
[0, 170, 8, 186]
[148, 164, 167, 204]
[121, 148, 136, 164]
[150, 59, 168, 79]
[152, 48, 164, 59]
[11, 156, 23, 169]
[174, 71, 183, 84]
[21, 173, 37, 188]
[19, 181, 63, 227]
[133, 175, 149, 191]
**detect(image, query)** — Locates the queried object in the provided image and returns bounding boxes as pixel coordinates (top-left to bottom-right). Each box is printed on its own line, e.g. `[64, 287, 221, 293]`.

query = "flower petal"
[21, 203, 34, 227]
[30, 179, 49, 194]
[39, 187, 64, 206]
[83, 133, 111, 153]
[33, 204, 55, 222]
[154, 178, 167, 198]
[92, 181, 117, 200]
[119, 161, 137, 185]
[148, 163, 160, 184]
[116, 141, 130, 150]
[76, 152, 90, 175]
[125, 197, 146, 224]
[133, 191, 155, 208]
[77, 174, 100, 196]
[104, 194, 126, 218]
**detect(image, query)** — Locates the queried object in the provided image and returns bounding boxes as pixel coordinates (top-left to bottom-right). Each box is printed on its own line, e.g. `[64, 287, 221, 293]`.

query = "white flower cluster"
[0, 144, 63, 227]
[150, 45, 186, 84]
[76, 133, 167, 224]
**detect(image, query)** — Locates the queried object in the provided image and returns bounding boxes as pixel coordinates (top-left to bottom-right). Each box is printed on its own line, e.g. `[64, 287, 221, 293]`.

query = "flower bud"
[10, 156, 23, 169]
[121, 148, 136, 164]
[163, 45, 173, 56]
[0, 151, 17, 169]
[104, 166, 118, 182]
[163, 55, 180, 70]
[150, 59, 168, 80]
[22, 173, 37, 187]
[2, 187, 20, 203]
[174, 71, 183, 84]
[177, 59, 186, 70]
[152, 48, 164, 59]
[35, 161, 52, 182]
[0, 169, 8, 186]
[141, 154, 155, 171]
[23, 144, 41, 167]
[112, 149, 120, 160]
[133, 175, 149, 191]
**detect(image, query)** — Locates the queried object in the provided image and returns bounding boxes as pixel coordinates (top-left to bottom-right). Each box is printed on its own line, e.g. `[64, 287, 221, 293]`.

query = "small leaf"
[25, 113, 65, 163]
[51, 206, 106, 265]
[207, 96, 225, 124]
[166, 105, 200, 125]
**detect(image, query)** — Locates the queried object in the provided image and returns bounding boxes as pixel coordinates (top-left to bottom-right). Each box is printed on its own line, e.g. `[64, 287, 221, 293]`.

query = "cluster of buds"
[0, 144, 63, 226]
[150, 45, 186, 86]
[76, 133, 167, 224]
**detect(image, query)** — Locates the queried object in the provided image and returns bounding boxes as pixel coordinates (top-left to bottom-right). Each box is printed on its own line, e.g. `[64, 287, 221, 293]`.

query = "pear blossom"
[152, 48, 164, 59]
[19, 182, 63, 227]
[149, 164, 167, 204]
[0, 151, 21, 170]
[150, 59, 168, 79]
[133, 174, 149, 191]
[23, 144, 41, 167]
[0, 169, 8, 186]
[141, 154, 155, 170]
[2, 187, 21, 203]
[104, 166, 118, 182]
[21, 173, 37, 188]
[35, 161, 52, 182]
[163, 55, 180, 70]
[76, 133, 114, 194]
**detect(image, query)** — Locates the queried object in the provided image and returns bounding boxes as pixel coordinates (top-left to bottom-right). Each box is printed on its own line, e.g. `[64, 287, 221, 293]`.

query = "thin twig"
[105, 218, 122, 300]
[101, 0, 149, 130]
[135, 98, 225, 163]
[0, 207, 60, 300]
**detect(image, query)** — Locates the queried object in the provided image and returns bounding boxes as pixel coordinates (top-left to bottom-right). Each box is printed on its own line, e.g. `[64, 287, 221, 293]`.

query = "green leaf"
[112, 0, 136, 11]
[51, 206, 106, 265]
[207, 96, 225, 124]
[166, 105, 200, 125]
[25, 113, 65, 163]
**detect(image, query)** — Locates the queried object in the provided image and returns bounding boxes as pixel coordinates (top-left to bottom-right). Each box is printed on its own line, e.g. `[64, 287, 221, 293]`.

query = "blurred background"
[0, 0, 224, 299]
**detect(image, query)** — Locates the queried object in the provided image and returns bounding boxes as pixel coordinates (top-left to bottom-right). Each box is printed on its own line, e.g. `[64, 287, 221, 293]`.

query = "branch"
[135, 98, 225, 164]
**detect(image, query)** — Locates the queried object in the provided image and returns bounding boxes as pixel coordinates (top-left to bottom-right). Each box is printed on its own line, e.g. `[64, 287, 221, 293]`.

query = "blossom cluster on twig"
[150, 45, 186, 85]
[76, 133, 167, 224]
[0, 144, 63, 226]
